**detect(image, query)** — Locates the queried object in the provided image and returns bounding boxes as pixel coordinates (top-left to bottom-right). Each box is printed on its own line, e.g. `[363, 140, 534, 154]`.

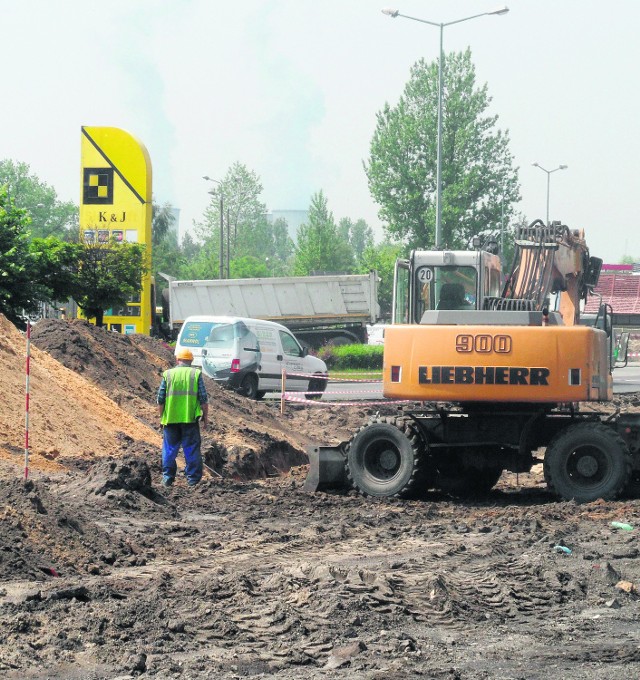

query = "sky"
[1, 0, 638, 264]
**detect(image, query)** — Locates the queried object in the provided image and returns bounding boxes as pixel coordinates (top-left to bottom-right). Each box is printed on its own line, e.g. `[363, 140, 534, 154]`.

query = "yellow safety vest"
[161, 366, 203, 425]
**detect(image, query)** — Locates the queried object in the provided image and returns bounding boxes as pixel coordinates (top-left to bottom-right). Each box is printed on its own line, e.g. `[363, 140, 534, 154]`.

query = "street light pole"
[531, 163, 568, 226]
[203, 176, 224, 278]
[382, 6, 509, 249]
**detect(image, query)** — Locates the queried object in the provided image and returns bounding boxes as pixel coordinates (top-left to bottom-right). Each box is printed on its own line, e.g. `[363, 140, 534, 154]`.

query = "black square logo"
[83, 167, 114, 205]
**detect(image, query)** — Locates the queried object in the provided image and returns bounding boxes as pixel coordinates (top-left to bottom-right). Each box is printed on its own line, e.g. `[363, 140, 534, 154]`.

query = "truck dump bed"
[168, 273, 380, 329]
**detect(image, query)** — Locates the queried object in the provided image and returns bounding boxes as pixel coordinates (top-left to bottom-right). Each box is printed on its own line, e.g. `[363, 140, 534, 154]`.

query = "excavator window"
[437, 283, 469, 310]
[393, 260, 411, 324]
[414, 266, 477, 320]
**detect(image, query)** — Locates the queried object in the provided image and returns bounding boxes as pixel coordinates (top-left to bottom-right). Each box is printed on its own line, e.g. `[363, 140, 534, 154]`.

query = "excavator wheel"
[345, 416, 425, 498]
[543, 422, 631, 503]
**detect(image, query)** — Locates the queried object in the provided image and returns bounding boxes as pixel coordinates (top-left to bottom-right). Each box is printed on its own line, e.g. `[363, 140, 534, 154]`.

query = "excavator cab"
[392, 249, 502, 325]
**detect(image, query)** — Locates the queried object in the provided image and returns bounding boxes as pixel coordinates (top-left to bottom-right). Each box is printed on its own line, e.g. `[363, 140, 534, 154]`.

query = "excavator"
[305, 220, 639, 503]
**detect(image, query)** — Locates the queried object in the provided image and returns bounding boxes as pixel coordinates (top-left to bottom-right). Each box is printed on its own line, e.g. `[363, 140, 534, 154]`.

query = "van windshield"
[180, 321, 248, 349]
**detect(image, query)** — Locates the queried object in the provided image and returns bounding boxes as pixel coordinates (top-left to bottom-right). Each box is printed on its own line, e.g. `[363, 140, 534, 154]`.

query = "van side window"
[279, 331, 302, 357]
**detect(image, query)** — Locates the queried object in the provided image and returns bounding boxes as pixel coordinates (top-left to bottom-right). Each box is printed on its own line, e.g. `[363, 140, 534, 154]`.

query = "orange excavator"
[306, 221, 637, 502]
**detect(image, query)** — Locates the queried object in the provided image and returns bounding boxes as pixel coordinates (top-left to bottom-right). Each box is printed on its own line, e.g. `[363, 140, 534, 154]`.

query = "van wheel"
[237, 374, 259, 399]
[305, 377, 327, 400]
[255, 391, 266, 401]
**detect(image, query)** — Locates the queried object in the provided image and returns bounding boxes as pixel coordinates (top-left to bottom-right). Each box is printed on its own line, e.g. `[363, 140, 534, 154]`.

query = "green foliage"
[72, 241, 147, 327]
[365, 49, 520, 250]
[29, 237, 82, 303]
[270, 217, 294, 275]
[152, 228, 182, 299]
[0, 189, 41, 324]
[338, 217, 374, 265]
[177, 238, 220, 280]
[318, 343, 383, 370]
[0, 159, 78, 240]
[230, 255, 270, 279]
[0, 189, 80, 325]
[357, 241, 405, 320]
[294, 191, 354, 275]
[196, 164, 265, 267]
[152, 199, 176, 247]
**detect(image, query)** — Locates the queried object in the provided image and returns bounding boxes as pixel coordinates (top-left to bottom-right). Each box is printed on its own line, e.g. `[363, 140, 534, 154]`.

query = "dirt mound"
[0, 476, 139, 582]
[29, 317, 383, 481]
[0, 315, 160, 475]
[31, 319, 175, 427]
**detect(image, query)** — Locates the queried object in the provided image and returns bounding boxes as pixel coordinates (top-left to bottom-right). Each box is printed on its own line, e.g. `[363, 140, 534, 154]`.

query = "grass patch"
[329, 367, 383, 381]
[318, 343, 383, 370]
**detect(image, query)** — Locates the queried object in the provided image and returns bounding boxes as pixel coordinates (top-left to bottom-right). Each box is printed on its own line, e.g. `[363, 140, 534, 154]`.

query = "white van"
[175, 316, 328, 400]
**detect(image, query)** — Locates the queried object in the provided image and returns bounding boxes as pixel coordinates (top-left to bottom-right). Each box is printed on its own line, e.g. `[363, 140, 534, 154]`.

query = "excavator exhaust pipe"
[303, 444, 350, 492]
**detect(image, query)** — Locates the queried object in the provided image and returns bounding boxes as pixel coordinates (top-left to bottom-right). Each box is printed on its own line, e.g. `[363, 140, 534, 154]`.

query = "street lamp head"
[202, 175, 211, 181]
[532, 162, 539, 168]
[381, 7, 399, 17]
[559, 164, 568, 170]
[489, 6, 510, 16]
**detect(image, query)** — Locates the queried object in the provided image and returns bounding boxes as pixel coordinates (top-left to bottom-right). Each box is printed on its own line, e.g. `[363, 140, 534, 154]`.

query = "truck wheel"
[236, 374, 259, 400]
[346, 417, 424, 498]
[305, 376, 327, 400]
[543, 422, 631, 503]
[435, 463, 503, 497]
[255, 391, 266, 401]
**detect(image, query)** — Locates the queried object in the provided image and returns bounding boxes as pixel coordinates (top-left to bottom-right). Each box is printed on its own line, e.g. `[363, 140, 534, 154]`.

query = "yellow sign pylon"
[79, 126, 153, 334]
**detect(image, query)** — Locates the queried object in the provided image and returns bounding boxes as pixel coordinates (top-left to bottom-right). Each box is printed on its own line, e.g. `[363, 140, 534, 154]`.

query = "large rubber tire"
[346, 417, 424, 498]
[236, 373, 259, 400]
[305, 376, 327, 401]
[435, 461, 503, 498]
[255, 391, 266, 401]
[543, 422, 631, 503]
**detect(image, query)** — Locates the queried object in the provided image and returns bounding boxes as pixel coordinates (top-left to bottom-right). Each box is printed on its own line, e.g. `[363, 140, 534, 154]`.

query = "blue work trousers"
[162, 422, 203, 485]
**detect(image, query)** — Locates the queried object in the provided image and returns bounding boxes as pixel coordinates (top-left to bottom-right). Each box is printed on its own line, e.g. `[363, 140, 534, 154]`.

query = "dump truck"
[306, 221, 640, 503]
[160, 272, 380, 348]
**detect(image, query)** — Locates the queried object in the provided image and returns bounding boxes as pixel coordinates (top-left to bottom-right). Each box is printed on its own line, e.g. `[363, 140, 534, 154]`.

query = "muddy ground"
[1, 318, 639, 679]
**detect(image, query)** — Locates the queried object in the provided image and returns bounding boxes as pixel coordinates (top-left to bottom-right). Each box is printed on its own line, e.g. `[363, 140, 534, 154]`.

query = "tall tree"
[366, 49, 520, 250]
[339, 217, 374, 264]
[0, 159, 78, 240]
[152, 199, 177, 246]
[0, 188, 44, 324]
[269, 217, 294, 275]
[294, 192, 354, 275]
[195, 163, 270, 274]
[0, 189, 79, 325]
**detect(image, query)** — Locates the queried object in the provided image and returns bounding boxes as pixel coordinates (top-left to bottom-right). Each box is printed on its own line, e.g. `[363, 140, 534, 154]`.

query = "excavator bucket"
[303, 444, 349, 492]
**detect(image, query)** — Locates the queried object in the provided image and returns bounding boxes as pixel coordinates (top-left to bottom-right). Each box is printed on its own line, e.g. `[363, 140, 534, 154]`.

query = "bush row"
[317, 343, 383, 370]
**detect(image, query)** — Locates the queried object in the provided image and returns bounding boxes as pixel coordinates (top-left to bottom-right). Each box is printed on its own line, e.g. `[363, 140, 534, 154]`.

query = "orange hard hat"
[175, 348, 194, 361]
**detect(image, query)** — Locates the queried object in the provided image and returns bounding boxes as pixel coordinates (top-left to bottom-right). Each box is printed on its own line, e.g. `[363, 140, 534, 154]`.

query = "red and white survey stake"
[24, 320, 31, 481]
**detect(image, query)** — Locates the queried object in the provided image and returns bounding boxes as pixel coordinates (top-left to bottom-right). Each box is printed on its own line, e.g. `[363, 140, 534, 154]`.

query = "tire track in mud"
[93, 499, 582, 646]
[8, 473, 640, 678]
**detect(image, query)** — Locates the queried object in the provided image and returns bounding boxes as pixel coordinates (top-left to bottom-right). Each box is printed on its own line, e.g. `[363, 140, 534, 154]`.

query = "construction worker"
[157, 348, 209, 487]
